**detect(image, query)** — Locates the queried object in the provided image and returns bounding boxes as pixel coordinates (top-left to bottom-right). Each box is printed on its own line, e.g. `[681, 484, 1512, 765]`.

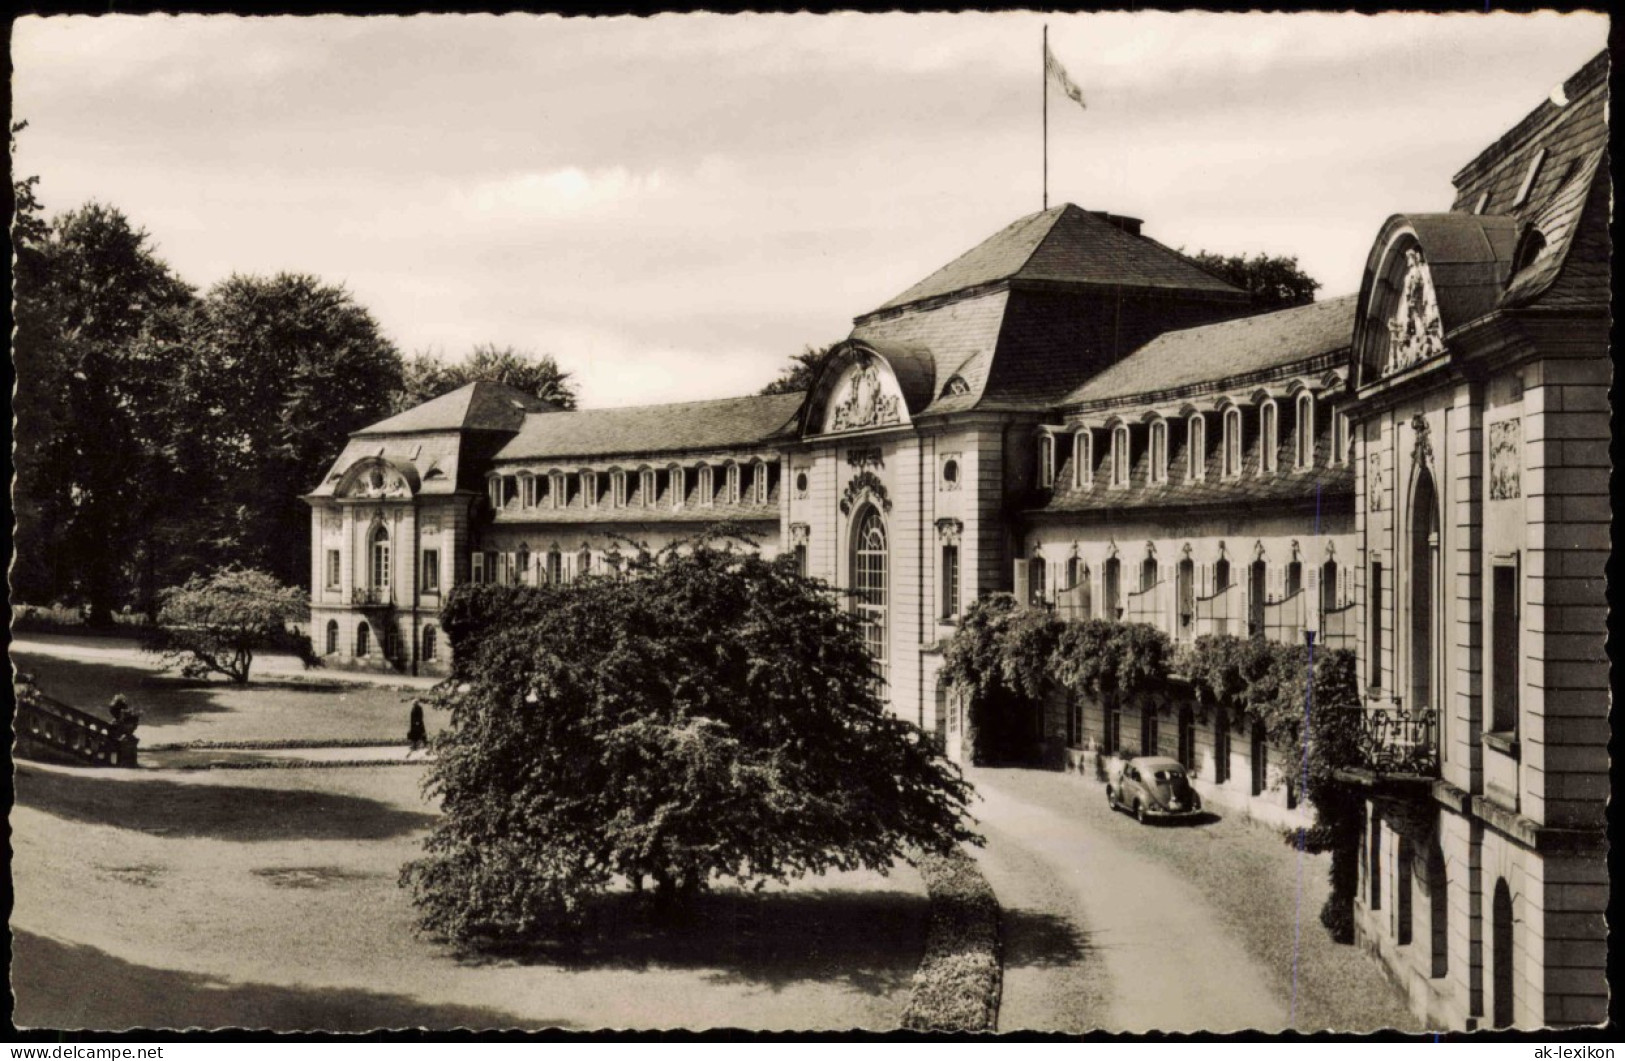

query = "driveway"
[968, 767, 1419, 1034]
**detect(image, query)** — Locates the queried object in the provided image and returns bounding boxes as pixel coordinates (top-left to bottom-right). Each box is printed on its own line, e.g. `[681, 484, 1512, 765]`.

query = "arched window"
[1411, 467, 1440, 714]
[641, 468, 657, 506]
[577, 544, 592, 580]
[698, 465, 714, 506]
[1065, 556, 1080, 590]
[1149, 420, 1168, 483]
[1215, 557, 1232, 593]
[852, 506, 889, 686]
[1188, 414, 1207, 480]
[1111, 425, 1131, 486]
[1333, 412, 1349, 465]
[1296, 393, 1316, 468]
[1140, 555, 1158, 593]
[1492, 879, 1514, 1028]
[422, 625, 437, 662]
[1322, 559, 1340, 614]
[517, 543, 530, 584]
[1177, 558, 1195, 634]
[1428, 843, 1449, 978]
[753, 461, 770, 504]
[669, 466, 686, 508]
[1029, 556, 1047, 605]
[1260, 400, 1278, 474]
[546, 547, 563, 585]
[1286, 560, 1303, 598]
[1249, 559, 1267, 636]
[1397, 835, 1414, 945]
[611, 471, 628, 507]
[1103, 556, 1121, 618]
[1038, 433, 1055, 488]
[726, 463, 741, 504]
[581, 471, 598, 509]
[1074, 429, 1093, 486]
[383, 624, 400, 661]
[355, 622, 370, 658]
[1250, 720, 1268, 796]
[370, 525, 391, 591]
[325, 620, 339, 655]
[1223, 407, 1243, 478]
[1078, 564, 1093, 619]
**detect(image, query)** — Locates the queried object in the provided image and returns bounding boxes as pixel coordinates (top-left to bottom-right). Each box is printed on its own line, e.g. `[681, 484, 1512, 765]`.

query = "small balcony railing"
[1054, 584, 1093, 621]
[1350, 700, 1439, 777]
[351, 587, 394, 608]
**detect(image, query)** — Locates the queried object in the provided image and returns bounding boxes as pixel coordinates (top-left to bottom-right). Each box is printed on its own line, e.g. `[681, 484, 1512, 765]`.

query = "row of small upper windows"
[1038, 394, 1348, 490]
[489, 462, 776, 512]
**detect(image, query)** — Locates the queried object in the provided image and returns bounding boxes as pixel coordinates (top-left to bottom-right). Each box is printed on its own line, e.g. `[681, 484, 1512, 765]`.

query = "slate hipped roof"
[866, 204, 1243, 316]
[493, 392, 804, 463]
[1064, 295, 1358, 409]
[356, 381, 558, 435]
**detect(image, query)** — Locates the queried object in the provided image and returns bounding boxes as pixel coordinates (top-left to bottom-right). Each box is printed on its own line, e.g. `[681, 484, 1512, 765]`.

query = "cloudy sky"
[12, 13, 1608, 408]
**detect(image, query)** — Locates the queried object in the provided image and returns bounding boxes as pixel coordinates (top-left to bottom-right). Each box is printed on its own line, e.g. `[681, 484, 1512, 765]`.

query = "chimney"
[1087, 210, 1143, 236]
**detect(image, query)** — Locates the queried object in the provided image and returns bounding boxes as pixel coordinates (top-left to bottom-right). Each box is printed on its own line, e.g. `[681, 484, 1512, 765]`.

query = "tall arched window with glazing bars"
[852, 506, 888, 687]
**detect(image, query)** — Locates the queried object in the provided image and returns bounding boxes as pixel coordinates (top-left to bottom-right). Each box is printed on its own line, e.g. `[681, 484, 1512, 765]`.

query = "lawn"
[11, 642, 442, 746]
[11, 760, 930, 1031]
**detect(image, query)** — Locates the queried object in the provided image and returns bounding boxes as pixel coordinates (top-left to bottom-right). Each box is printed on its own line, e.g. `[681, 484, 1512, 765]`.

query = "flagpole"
[1042, 23, 1049, 211]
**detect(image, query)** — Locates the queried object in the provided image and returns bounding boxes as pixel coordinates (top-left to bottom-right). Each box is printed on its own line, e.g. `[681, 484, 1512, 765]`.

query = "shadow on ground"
[1001, 906, 1091, 970]
[461, 886, 930, 998]
[15, 765, 437, 842]
[11, 652, 229, 726]
[12, 931, 553, 1032]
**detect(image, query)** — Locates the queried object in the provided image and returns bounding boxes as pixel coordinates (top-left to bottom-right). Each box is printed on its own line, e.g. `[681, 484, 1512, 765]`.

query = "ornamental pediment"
[820, 353, 908, 435]
[335, 456, 420, 499]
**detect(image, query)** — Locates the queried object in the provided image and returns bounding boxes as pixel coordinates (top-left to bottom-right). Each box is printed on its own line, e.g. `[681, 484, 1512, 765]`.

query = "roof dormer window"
[1149, 420, 1168, 484]
[1111, 425, 1131, 488]
[1259, 400, 1278, 475]
[1513, 148, 1547, 208]
[1074, 429, 1093, 488]
[1038, 433, 1056, 489]
[1223, 407, 1243, 479]
[1187, 415, 1206, 481]
[1295, 393, 1315, 469]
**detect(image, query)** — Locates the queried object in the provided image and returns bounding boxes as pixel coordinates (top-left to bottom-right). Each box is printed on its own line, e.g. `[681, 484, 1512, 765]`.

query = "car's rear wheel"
[1135, 800, 1147, 824]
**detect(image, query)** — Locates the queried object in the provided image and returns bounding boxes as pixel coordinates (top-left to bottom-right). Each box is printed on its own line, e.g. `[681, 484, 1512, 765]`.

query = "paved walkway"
[10, 633, 441, 690]
[972, 769, 1288, 1033]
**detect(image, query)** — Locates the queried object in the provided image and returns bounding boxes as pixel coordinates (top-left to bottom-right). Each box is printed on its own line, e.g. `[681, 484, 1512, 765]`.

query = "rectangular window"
[794, 542, 808, 577]
[942, 544, 961, 619]
[325, 549, 341, 590]
[471, 552, 486, 585]
[1491, 559, 1520, 735]
[1370, 562, 1384, 691]
[422, 549, 440, 594]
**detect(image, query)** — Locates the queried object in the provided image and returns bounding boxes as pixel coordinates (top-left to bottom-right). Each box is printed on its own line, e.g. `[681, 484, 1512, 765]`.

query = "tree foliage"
[402, 536, 980, 944]
[160, 273, 405, 589]
[10, 194, 197, 622]
[758, 343, 835, 396]
[1051, 619, 1172, 704]
[396, 343, 579, 412]
[1188, 250, 1321, 312]
[146, 567, 312, 684]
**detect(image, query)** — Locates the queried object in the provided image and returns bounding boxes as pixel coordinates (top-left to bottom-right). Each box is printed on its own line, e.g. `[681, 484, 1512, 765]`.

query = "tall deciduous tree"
[11, 196, 196, 623]
[403, 533, 979, 943]
[182, 274, 405, 589]
[758, 343, 835, 396]
[1187, 251, 1321, 311]
[396, 343, 578, 412]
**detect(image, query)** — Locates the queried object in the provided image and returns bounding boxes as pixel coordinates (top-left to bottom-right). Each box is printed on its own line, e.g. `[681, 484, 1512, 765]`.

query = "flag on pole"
[1045, 40, 1086, 110]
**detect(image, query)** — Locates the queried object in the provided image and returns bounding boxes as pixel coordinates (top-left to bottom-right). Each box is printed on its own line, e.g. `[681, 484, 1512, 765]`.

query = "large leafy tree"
[396, 343, 578, 412]
[179, 274, 405, 588]
[403, 532, 980, 943]
[10, 193, 196, 623]
[758, 343, 835, 396]
[1187, 251, 1321, 311]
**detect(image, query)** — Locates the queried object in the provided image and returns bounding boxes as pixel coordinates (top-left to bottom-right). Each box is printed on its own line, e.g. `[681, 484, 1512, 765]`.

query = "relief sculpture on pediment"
[1383, 248, 1447, 377]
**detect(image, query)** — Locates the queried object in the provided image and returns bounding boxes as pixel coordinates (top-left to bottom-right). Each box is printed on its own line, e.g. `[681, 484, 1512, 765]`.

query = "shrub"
[901, 849, 1001, 1032]
[145, 567, 310, 684]
[403, 534, 981, 945]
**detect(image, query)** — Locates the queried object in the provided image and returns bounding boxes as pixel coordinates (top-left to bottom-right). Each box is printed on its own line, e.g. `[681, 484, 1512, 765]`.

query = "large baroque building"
[305, 51, 1608, 1030]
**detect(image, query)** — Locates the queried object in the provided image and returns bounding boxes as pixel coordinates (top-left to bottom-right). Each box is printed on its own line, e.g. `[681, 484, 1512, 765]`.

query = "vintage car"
[1106, 755, 1203, 823]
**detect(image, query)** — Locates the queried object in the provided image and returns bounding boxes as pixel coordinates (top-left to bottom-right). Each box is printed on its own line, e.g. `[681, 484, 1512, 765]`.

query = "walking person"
[406, 698, 428, 757]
